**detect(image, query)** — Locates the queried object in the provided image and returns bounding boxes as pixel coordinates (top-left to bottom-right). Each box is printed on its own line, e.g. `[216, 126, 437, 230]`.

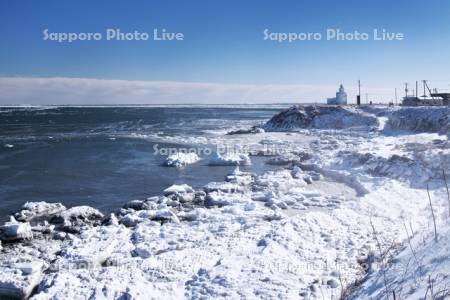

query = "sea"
[0, 105, 290, 221]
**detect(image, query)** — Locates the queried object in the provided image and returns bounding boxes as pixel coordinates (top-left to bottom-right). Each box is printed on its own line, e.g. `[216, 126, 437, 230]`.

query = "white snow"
[15, 201, 66, 221]
[0, 262, 43, 299]
[208, 152, 251, 166]
[386, 106, 450, 135]
[350, 223, 450, 299]
[50, 206, 104, 233]
[163, 184, 194, 195]
[0, 219, 33, 241]
[1, 105, 449, 299]
[163, 152, 200, 168]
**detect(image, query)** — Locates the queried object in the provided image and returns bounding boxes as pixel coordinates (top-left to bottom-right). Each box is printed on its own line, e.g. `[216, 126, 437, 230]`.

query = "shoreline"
[1, 105, 449, 299]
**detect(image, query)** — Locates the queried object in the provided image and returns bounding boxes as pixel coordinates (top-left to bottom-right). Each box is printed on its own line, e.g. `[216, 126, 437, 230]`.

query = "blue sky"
[1, 0, 449, 104]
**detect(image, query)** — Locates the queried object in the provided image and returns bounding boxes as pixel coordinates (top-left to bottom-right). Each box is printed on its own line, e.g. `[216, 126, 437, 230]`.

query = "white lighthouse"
[327, 84, 348, 105]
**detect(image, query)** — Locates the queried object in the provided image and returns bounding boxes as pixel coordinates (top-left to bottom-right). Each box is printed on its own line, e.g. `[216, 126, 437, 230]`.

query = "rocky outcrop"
[263, 105, 379, 131]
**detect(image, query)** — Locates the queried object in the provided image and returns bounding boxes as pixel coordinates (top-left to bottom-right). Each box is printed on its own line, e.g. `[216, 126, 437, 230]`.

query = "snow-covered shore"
[1, 105, 449, 299]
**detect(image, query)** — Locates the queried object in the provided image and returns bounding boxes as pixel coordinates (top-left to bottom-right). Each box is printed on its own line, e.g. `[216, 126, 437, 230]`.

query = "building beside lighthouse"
[327, 84, 348, 105]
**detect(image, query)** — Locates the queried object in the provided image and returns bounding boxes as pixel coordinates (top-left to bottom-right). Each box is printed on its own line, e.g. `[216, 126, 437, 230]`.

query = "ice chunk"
[15, 201, 66, 222]
[123, 199, 153, 211]
[163, 152, 200, 168]
[151, 209, 180, 224]
[226, 167, 254, 185]
[163, 184, 194, 195]
[50, 206, 104, 233]
[0, 220, 33, 242]
[0, 262, 43, 299]
[163, 184, 195, 203]
[208, 152, 251, 166]
[204, 181, 242, 193]
[205, 191, 250, 207]
[58, 226, 132, 268]
[120, 208, 180, 227]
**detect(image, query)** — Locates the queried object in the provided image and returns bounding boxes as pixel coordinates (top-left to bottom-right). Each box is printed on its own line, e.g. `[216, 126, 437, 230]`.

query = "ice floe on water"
[1, 105, 450, 299]
[208, 151, 251, 166]
[163, 152, 201, 168]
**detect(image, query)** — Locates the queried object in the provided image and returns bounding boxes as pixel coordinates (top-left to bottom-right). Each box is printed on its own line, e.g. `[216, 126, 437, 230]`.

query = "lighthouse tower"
[327, 84, 348, 105]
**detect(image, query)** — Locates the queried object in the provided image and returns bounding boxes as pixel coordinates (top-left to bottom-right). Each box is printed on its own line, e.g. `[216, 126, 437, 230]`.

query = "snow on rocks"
[203, 181, 243, 193]
[14, 201, 67, 222]
[50, 206, 104, 233]
[263, 105, 379, 131]
[32, 269, 185, 300]
[225, 167, 254, 185]
[163, 152, 200, 168]
[56, 225, 133, 268]
[123, 199, 155, 211]
[208, 151, 251, 166]
[386, 106, 450, 135]
[164, 184, 194, 201]
[255, 169, 306, 193]
[226, 126, 265, 135]
[119, 208, 180, 227]
[0, 218, 33, 241]
[339, 148, 449, 185]
[164, 184, 194, 195]
[205, 191, 251, 207]
[0, 262, 44, 299]
[1, 106, 450, 299]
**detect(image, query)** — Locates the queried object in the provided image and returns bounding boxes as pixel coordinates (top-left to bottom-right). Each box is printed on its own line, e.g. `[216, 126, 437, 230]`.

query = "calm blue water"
[0, 105, 285, 220]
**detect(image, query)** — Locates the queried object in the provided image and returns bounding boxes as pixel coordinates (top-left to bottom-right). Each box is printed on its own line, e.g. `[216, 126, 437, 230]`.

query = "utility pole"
[422, 80, 427, 98]
[416, 81, 418, 98]
[404, 83, 408, 97]
[395, 88, 398, 105]
[357, 80, 361, 106]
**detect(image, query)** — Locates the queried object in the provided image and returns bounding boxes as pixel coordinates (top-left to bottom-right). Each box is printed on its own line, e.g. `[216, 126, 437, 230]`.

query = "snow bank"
[208, 152, 251, 166]
[163, 152, 200, 168]
[350, 225, 450, 299]
[263, 105, 379, 131]
[386, 106, 450, 135]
